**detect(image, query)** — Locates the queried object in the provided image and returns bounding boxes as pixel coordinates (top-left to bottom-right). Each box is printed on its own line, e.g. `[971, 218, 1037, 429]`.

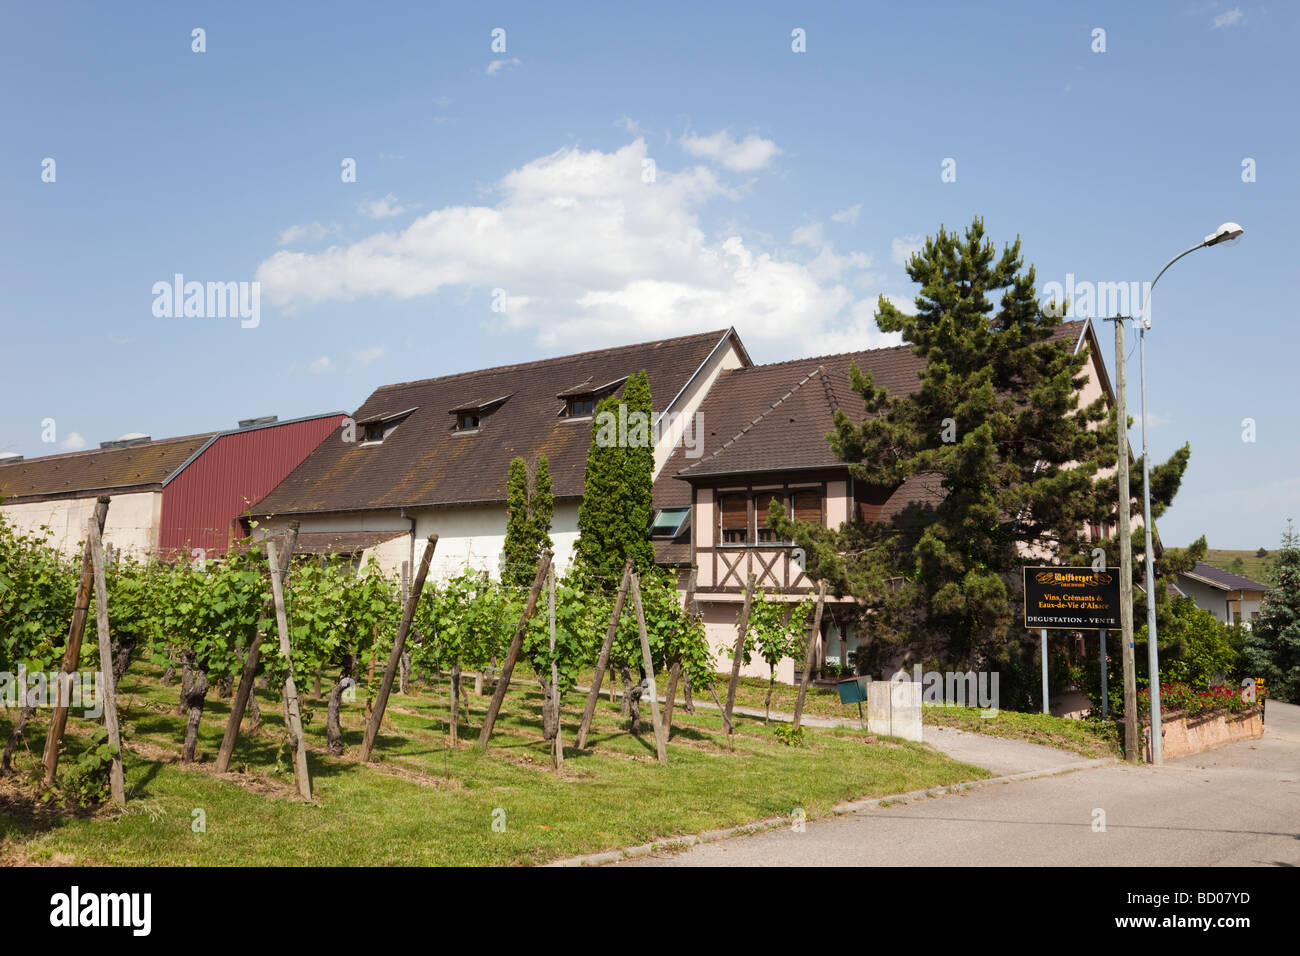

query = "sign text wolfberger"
[1023, 566, 1121, 629]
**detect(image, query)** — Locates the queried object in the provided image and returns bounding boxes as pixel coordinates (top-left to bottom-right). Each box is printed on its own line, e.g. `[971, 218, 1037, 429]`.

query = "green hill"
[1201, 548, 1277, 585]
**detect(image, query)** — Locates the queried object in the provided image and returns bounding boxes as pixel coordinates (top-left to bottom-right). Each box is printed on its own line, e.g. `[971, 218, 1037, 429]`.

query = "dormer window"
[557, 375, 627, 420]
[448, 394, 511, 434]
[566, 396, 596, 418]
[357, 407, 417, 446]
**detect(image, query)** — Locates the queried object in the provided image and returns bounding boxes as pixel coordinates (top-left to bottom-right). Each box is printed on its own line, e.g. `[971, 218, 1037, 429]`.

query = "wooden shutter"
[718, 493, 749, 543]
[754, 494, 781, 542]
[854, 483, 892, 523]
[792, 489, 821, 526]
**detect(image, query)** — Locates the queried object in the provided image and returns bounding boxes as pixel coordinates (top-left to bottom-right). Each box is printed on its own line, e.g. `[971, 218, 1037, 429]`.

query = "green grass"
[0, 666, 986, 866]
[922, 705, 1121, 759]
[1201, 549, 1276, 585]
[588, 671, 1122, 760]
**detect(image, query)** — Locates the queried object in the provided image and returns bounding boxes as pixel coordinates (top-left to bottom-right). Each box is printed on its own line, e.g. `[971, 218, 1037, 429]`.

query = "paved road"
[620, 701, 1300, 867]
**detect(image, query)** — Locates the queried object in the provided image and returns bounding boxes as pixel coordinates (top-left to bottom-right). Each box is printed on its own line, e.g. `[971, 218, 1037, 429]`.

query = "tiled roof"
[291, 530, 409, 555]
[1181, 562, 1271, 593]
[254, 329, 738, 515]
[672, 320, 1087, 480]
[0, 433, 219, 501]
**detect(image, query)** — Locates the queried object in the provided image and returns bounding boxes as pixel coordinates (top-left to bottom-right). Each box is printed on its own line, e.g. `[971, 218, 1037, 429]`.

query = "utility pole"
[1111, 315, 1139, 762]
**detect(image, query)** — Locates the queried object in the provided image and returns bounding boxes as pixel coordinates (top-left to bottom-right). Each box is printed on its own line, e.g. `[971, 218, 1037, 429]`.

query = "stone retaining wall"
[1144, 707, 1263, 761]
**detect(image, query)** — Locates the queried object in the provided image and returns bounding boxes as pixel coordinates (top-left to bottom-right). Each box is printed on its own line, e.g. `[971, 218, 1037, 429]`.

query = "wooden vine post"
[42, 495, 110, 786]
[87, 517, 126, 807]
[548, 564, 563, 770]
[630, 574, 667, 765]
[574, 558, 634, 749]
[791, 580, 828, 732]
[477, 550, 552, 752]
[661, 567, 697, 735]
[216, 521, 299, 773]
[360, 535, 438, 762]
[722, 573, 756, 739]
[267, 535, 312, 799]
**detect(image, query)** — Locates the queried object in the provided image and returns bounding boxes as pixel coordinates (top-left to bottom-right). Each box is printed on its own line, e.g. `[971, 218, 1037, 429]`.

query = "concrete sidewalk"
[610, 704, 1300, 867]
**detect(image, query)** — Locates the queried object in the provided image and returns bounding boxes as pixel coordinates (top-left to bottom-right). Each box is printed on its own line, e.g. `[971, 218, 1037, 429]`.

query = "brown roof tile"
[0, 433, 219, 502]
[254, 329, 737, 515]
[675, 320, 1087, 480]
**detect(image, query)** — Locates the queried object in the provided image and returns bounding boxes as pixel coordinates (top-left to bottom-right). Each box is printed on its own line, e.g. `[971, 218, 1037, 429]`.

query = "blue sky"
[1, 1, 1295, 549]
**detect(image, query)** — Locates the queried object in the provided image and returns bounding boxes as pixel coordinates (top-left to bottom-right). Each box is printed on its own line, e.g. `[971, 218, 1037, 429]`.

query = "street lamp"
[1135, 221, 1243, 764]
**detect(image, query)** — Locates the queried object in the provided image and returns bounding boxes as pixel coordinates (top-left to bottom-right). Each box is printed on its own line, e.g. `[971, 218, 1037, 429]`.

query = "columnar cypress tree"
[502, 455, 554, 587]
[573, 369, 655, 584]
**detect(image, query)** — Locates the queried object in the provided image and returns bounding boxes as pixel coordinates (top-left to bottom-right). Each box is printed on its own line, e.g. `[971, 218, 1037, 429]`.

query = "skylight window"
[650, 507, 690, 538]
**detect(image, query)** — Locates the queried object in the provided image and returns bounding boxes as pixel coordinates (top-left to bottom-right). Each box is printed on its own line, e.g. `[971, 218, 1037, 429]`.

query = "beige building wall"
[1, 491, 161, 560]
[653, 337, 746, 477]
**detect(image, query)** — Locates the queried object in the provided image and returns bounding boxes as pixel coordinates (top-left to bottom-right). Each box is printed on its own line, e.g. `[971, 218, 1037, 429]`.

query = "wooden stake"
[663, 568, 698, 735]
[574, 558, 634, 749]
[361, 535, 438, 762]
[42, 495, 109, 786]
[792, 580, 828, 732]
[477, 551, 551, 752]
[548, 564, 563, 770]
[630, 574, 666, 765]
[267, 536, 311, 799]
[722, 573, 756, 737]
[87, 517, 125, 807]
[216, 522, 298, 773]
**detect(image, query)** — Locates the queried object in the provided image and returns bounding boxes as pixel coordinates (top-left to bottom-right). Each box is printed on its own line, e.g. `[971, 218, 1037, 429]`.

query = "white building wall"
[1, 491, 161, 560]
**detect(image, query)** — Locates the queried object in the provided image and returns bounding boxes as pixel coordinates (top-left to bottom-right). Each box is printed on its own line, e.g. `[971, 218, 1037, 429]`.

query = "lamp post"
[1134, 222, 1243, 764]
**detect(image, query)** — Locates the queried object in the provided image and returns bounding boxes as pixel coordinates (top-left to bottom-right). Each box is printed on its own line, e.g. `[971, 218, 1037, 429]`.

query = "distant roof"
[0, 432, 219, 501]
[0, 412, 346, 504]
[254, 329, 744, 516]
[1181, 562, 1271, 593]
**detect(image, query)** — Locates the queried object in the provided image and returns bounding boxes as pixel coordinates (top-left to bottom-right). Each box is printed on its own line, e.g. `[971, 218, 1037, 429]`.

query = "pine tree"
[502, 455, 554, 587]
[771, 218, 1193, 689]
[573, 369, 656, 584]
[1243, 522, 1300, 703]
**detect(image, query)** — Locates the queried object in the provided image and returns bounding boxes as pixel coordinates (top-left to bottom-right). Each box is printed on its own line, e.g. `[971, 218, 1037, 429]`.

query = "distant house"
[657, 319, 1112, 682]
[1176, 562, 1270, 628]
[0, 414, 344, 560]
[250, 329, 750, 584]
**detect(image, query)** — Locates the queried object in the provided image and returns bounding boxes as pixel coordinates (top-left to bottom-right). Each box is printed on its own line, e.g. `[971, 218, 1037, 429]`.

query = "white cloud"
[890, 235, 925, 267]
[358, 194, 412, 220]
[256, 138, 898, 358]
[486, 57, 521, 76]
[278, 221, 341, 246]
[308, 357, 334, 374]
[60, 432, 86, 451]
[1143, 411, 1174, 428]
[1212, 7, 1244, 27]
[831, 204, 861, 225]
[680, 130, 781, 172]
[352, 345, 385, 365]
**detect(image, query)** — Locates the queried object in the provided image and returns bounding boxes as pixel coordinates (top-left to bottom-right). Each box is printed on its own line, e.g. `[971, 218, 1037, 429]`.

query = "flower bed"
[1138, 682, 1263, 719]
[1138, 682, 1265, 761]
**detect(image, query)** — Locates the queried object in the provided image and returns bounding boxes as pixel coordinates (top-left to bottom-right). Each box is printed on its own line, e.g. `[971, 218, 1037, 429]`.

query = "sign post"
[1024, 567, 1122, 718]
